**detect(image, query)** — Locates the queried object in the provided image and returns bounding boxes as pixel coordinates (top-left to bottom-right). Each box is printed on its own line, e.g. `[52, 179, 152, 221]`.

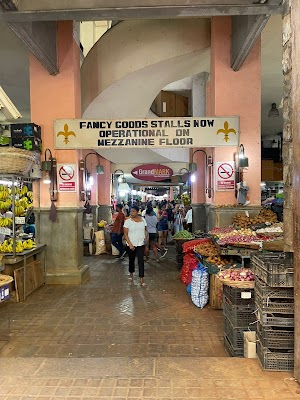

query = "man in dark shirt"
[111, 204, 126, 259]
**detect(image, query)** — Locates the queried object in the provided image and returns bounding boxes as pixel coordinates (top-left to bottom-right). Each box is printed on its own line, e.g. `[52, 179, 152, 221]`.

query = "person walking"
[173, 204, 185, 233]
[123, 205, 148, 287]
[184, 206, 193, 232]
[157, 204, 169, 253]
[111, 204, 126, 259]
[144, 206, 167, 262]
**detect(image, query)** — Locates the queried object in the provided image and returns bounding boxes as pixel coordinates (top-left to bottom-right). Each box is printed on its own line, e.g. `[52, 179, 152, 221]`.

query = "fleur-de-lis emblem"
[216, 121, 237, 142]
[57, 124, 76, 144]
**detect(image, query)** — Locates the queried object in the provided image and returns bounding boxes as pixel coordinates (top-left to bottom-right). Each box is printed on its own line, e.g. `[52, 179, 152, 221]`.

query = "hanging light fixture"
[114, 169, 131, 193]
[268, 103, 279, 118]
[238, 144, 249, 168]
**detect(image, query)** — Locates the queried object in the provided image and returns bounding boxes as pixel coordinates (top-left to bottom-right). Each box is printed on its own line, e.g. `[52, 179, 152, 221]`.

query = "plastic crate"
[252, 254, 293, 287]
[224, 334, 244, 357]
[255, 292, 294, 314]
[257, 340, 294, 371]
[256, 322, 294, 350]
[255, 306, 294, 327]
[223, 298, 255, 328]
[224, 316, 254, 349]
[255, 277, 293, 299]
[223, 285, 255, 306]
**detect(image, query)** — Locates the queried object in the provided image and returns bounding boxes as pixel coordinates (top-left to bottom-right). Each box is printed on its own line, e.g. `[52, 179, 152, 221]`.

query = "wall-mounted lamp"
[79, 152, 104, 201]
[237, 144, 249, 168]
[268, 103, 279, 118]
[40, 148, 58, 221]
[114, 169, 131, 194]
[189, 150, 213, 198]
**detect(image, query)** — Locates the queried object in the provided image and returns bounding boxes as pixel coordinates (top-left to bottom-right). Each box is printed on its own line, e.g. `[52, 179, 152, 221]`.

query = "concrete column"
[29, 21, 89, 284]
[191, 73, 209, 232]
[191, 72, 209, 117]
[97, 156, 112, 224]
[210, 17, 261, 206]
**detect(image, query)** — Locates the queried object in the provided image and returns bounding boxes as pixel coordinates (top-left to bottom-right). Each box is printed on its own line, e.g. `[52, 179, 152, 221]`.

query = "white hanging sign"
[57, 164, 77, 192]
[216, 161, 235, 191]
[54, 117, 239, 149]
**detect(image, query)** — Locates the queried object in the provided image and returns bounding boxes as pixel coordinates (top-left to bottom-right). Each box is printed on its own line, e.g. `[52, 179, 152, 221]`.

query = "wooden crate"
[14, 261, 44, 302]
[209, 274, 223, 310]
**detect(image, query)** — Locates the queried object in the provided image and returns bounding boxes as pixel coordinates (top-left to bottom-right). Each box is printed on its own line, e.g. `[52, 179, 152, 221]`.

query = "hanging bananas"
[0, 218, 12, 227]
[0, 238, 36, 254]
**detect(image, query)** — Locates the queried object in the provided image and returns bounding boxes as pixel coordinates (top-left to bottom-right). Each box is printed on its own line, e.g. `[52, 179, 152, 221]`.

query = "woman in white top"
[123, 206, 148, 287]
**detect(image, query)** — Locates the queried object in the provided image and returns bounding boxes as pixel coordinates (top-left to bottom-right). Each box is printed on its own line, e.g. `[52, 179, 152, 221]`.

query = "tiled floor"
[0, 249, 299, 399]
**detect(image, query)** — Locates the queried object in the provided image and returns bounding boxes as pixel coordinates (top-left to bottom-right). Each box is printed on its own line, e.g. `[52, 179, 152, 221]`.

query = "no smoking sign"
[57, 164, 77, 192]
[216, 161, 235, 191]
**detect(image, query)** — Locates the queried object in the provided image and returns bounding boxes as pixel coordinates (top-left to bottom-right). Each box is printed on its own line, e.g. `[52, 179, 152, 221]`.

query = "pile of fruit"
[0, 217, 13, 227]
[194, 241, 219, 257]
[233, 209, 277, 228]
[0, 185, 33, 214]
[98, 220, 107, 228]
[209, 227, 235, 237]
[0, 238, 36, 254]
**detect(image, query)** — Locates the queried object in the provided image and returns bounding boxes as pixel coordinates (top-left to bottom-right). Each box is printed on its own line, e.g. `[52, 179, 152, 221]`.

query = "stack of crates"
[252, 253, 294, 371]
[223, 284, 255, 357]
[174, 239, 187, 269]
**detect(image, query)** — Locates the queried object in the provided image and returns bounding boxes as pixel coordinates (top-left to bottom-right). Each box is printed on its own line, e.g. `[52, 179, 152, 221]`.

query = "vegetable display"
[172, 230, 194, 239]
[256, 222, 283, 235]
[217, 233, 258, 246]
[218, 268, 254, 282]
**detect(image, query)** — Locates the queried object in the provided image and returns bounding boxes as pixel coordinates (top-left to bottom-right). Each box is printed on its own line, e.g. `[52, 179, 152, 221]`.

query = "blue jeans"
[111, 233, 124, 255]
[174, 224, 183, 234]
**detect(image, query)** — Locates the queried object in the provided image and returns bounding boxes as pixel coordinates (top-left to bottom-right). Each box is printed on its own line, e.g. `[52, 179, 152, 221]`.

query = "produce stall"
[176, 207, 293, 368]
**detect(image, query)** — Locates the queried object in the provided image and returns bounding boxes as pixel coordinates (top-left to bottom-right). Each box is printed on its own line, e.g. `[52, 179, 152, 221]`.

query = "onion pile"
[217, 234, 258, 246]
[218, 268, 254, 282]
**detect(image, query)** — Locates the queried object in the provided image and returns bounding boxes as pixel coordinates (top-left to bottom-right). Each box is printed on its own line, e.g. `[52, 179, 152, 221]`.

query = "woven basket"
[0, 274, 13, 287]
[0, 147, 35, 176]
[217, 276, 255, 289]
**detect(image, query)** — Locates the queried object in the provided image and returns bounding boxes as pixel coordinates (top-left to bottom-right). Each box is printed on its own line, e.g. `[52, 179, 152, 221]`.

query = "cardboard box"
[11, 136, 42, 152]
[244, 331, 257, 358]
[10, 123, 41, 139]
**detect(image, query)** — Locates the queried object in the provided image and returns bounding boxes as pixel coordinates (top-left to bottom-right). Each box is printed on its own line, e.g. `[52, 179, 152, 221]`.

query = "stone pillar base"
[36, 207, 90, 285]
[46, 264, 90, 285]
[192, 203, 208, 232]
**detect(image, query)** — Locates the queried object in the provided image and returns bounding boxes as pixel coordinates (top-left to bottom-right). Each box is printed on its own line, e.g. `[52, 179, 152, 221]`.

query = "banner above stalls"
[54, 117, 239, 150]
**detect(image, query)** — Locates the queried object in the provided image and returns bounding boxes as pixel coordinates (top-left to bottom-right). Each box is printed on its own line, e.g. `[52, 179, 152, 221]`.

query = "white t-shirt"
[124, 218, 147, 247]
[185, 209, 193, 224]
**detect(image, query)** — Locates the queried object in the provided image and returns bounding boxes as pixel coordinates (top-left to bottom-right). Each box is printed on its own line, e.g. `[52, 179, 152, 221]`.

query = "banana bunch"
[0, 185, 9, 194]
[0, 238, 36, 253]
[14, 200, 25, 216]
[18, 197, 30, 210]
[22, 239, 36, 250]
[0, 199, 12, 211]
[0, 190, 9, 201]
[20, 185, 29, 197]
[0, 218, 12, 227]
[27, 191, 33, 202]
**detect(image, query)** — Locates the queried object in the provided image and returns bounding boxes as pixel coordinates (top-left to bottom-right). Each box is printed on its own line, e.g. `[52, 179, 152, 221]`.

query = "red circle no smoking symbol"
[59, 165, 74, 181]
[217, 163, 234, 180]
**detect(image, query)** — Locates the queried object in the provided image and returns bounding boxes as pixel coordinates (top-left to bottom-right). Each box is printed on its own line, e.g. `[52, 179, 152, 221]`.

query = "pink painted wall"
[29, 21, 82, 208]
[210, 17, 261, 206]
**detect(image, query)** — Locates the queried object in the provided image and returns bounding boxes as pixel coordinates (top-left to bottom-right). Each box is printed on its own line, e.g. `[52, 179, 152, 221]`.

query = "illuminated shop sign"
[54, 117, 239, 149]
[131, 164, 173, 182]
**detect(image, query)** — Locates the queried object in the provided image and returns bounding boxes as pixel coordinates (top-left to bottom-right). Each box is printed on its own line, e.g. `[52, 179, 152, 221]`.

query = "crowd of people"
[110, 199, 193, 287]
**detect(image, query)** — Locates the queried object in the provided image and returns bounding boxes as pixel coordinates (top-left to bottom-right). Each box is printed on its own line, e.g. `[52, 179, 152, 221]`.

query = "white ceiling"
[0, 16, 283, 137]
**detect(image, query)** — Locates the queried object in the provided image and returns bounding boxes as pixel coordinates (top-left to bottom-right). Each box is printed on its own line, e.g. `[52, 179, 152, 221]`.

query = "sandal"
[140, 282, 147, 287]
